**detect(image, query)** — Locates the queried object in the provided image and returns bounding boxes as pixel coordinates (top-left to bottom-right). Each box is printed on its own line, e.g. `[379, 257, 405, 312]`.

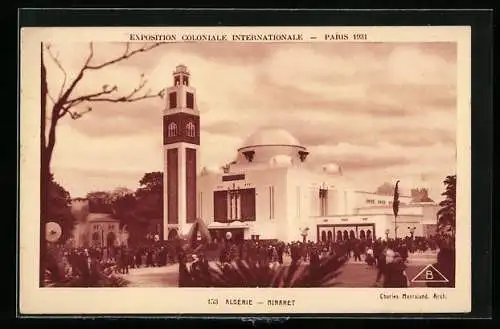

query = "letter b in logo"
[411, 264, 449, 283]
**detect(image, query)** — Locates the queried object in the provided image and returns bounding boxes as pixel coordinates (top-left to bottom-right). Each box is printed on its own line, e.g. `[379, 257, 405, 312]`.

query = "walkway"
[123, 264, 179, 287]
[122, 251, 438, 288]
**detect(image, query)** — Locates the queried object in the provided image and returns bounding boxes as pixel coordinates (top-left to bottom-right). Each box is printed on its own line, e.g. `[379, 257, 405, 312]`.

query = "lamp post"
[385, 229, 390, 241]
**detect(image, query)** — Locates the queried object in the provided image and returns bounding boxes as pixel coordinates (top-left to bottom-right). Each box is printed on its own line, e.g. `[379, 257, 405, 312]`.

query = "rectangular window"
[240, 188, 256, 221]
[269, 186, 275, 219]
[186, 92, 194, 109]
[236, 192, 241, 220]
[167, 148, 179, 224]
[227, 192, 232, 220]
[319, 189, 328, 216]
[214, 190, 228, 222]
[169, 92, 177, 109]
[186, 148, 197, 223]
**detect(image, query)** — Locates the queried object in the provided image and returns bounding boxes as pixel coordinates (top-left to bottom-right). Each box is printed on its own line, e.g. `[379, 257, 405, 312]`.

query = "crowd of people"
[43, 242, 177, 284]
[181, 234, 454, 288]
[44, 233, 454, 288]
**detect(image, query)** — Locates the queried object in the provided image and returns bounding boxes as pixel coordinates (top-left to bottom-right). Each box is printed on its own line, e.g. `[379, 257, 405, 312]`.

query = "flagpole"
[393, 180, 400, 241]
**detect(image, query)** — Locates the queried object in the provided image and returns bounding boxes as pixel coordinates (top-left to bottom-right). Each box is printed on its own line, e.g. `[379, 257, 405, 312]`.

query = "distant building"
[162, 65, 440, 243]
[71, 198, 128, 248]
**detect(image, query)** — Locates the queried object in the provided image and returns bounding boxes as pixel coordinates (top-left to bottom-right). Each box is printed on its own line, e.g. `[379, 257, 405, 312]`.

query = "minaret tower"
[163, 65, 200, 239]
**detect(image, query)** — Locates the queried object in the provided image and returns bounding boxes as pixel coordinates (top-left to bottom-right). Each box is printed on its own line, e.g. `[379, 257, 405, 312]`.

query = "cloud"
[44, 41, 457, 200]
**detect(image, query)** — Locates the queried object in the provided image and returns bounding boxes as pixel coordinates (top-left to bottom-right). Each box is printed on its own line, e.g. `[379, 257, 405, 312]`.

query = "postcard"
[19, 25, 471, 315]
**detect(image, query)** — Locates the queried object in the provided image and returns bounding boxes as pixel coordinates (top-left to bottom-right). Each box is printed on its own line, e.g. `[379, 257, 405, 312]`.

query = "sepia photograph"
[39, 40, 457, 289]
[19, 25, 472, 314]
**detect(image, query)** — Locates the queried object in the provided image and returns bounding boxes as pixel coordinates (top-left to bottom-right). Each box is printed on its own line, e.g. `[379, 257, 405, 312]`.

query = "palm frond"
[183, 253, 347, 288]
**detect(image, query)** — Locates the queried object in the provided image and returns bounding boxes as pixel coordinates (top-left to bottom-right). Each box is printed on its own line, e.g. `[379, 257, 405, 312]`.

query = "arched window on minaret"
[168, 122, 178, 137]
[186, 122, 195, 137]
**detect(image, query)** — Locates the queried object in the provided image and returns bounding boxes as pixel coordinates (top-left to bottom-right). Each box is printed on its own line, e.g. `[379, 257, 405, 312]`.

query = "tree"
[86, 191, 114, 214]
[437, 175, 456, 237]
[376, 182, 395, 195]
[135, 172, 163, 220]
[137, 172, 163, 196]
[46, 174, 76, 242]
[109, 173, 163, 245]
[40, 42, 165, 282]
[112, 193, 140, 244]
[410, 188, 435, 203]
[41, 42, 165, 186]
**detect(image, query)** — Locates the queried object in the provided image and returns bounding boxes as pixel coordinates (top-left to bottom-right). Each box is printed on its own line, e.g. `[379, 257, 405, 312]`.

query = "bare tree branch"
[68, 107, 93, 120]
[43, 40, 166, 187]
[85, 42, 95, 67]
[52, 42, 96, 119]
[54, 42, 165, 120]
[47, 92, 56, 105]
[66, 84, 118, 107]
[66, 75, 164, 107]
[44, 44, 68, 99]
[84, 90, 164, 103]
[86, 42, 163, 70]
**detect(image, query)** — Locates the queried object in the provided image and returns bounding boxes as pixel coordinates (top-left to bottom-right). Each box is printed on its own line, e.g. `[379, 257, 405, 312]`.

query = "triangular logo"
[411, 264, 449, 283]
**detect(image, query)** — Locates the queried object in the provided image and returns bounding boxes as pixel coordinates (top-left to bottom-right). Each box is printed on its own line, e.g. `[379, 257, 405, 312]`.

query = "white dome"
[240, 128, 301, 149]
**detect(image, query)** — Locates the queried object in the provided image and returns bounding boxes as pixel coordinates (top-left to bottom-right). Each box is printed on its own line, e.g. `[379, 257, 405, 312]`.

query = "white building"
[162, 65, 439, 243]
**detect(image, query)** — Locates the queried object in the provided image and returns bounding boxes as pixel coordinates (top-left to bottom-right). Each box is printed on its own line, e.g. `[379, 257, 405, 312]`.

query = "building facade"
[162, 65, 439, 243]
[71, 198, 128, 248]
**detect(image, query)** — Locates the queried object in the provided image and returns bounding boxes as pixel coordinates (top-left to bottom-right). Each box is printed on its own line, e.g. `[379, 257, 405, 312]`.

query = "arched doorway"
[327, 230, 333, 241]
[366, 230, 372, 241]
[106, 231, 116, 247]
[168, 229, 178, 240]
[337, 231, 343, 241]
[343, 230, 349, 240]
[92, 232, 100, 246]
[321, 231, 327, 242]
[349, 230, 355, 239]
[359, 229, 366, 240]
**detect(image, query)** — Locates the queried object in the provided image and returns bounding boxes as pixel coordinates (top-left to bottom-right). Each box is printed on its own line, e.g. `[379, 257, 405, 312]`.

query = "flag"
[393, 180, 400, 218]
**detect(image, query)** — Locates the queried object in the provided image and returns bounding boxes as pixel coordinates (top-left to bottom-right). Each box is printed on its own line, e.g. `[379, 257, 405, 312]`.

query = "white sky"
[44, 42, 457, 201]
